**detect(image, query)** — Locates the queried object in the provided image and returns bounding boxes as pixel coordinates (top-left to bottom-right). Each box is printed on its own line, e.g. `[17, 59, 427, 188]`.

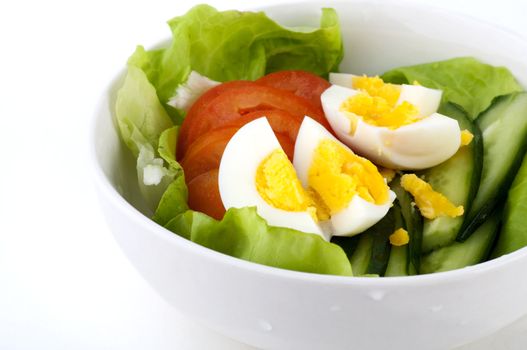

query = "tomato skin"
[275, 133, 294, 161]
[187, 169, 225, 220]
[178, 81, 255, 160]
[223, 109, 303, 146]
[257, 70, 331, 112]
[180, 127, 239, 183]
[181, 110, 298, 183]
[177, 82, 326, 158]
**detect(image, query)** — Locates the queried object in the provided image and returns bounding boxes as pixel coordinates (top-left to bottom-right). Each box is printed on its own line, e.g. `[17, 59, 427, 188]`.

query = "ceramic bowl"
[91, 1, 527, 349]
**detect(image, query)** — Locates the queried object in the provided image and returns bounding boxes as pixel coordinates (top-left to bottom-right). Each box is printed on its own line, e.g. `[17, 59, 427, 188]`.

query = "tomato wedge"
[223, 109, 303, 145]
[181, 112, 297, 183]
[257, 70, 331, 112]
[180, 127, 239, 183]
[177, 82, 327, 159]
[187, 169, 225, 220]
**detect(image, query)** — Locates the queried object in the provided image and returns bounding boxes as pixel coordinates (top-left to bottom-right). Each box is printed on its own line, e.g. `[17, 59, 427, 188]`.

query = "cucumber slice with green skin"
[385, 246, 408, 277]
[493, 152, 527, 257]
[331, 235, 361, 262]
[390, 177, 423, 273]
[418, 103, 483, 251]
[385, 203, 411, 277]
[458, 93, 527, 241]
[421, 211, 501, 273]
[366, 209, 395, 275]
[349, 234, 373, 276]
[349, 209, 395, 276]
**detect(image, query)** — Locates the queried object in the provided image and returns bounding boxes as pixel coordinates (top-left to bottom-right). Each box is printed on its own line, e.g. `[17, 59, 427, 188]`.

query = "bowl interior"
[94, 0, 527, 274]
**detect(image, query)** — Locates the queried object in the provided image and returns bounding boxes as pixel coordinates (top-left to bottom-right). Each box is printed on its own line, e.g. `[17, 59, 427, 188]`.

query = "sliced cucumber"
[418, 103, 483, 251]
[348, 209, 395, 276]
[385, 246, 409, 277]
[390, 176, 423, 273]
[458, 93, 527, 241]
[385, 203, 412, 277]
[421, 211, 500, 273]
[331, 235, 360, 261]
[493, 152, 527, 257]
[349, 234, 373, 276]
[366, 209, 395, 275]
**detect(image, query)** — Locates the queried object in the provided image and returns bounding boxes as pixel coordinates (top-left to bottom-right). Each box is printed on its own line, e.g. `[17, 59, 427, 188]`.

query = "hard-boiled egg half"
[324, 74, 461, 170]
[218, 116, 396, 241]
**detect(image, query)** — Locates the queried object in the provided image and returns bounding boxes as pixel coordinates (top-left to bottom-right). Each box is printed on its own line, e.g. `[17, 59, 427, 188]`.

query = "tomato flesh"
[177, 81, 325, 158]
[180, 127, 239, 183]
[257, 70, 331, 112]
[187, 169, 225, 220]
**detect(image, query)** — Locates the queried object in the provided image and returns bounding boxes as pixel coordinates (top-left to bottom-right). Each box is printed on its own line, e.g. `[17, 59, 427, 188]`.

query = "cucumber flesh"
[493, 152, 527, 256]
[390, 177, 423, 273]
[349, 234, 373, 276]
[348, 208, 395, 276]
[459, 93, 527, 241]
[385, 203, 411, 276]
[421, 211, 500, 274]
[419, 103, 483, 252]
[385, 246, 408, 277]
[366, 209, 395, 275]
[331, 235, 360, 261]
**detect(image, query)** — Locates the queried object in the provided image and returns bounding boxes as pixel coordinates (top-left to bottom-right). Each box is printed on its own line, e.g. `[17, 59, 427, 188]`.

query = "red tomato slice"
[187, 169, 225, 220]
[275, 133, 295, 161]
[180, 127, 239, 183]
[181, 113, 297, 183]
[223, 109, 303, 146]
[177, 82, 327, 159]
[257, 70, 331, 112]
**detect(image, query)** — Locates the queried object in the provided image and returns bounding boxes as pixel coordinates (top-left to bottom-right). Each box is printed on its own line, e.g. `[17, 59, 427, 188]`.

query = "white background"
[1, 0, 527, 349]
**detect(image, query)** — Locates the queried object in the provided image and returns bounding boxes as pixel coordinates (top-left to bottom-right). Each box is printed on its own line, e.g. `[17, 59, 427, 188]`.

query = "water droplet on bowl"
[430, 305, 443, 313]
[330, 305, 342, 312]
[257, 319, 273, 332]
[369, 290, 385, 301]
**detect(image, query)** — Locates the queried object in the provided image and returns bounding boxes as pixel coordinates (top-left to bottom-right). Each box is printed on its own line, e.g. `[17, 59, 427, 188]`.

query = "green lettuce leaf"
[128, 4, 343, 116]
[115, 67, 178, 211]
[381, 57, 522, 119]
[115, 66, 174, 156]
[153, 173, 352, 276]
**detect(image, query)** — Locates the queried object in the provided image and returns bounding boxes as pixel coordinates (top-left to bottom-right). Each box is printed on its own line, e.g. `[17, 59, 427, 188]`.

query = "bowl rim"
[91, 0, 527, 287]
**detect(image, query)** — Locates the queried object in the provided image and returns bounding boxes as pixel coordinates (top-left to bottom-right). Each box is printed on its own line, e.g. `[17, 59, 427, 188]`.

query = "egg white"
[321, 85, 461, 170]
[294, 117, 396, 237]
[218, 117, 328, 240]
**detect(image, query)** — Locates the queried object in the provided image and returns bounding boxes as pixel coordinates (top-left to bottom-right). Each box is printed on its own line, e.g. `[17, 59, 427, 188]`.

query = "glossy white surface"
[2, 0, 527, 349]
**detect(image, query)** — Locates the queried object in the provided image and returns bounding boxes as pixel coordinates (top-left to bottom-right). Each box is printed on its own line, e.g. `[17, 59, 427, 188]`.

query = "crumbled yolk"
[460, 130, 474, 146]
[379, 167, 397, 183]
[400, 174, 464, 219]
[389, 228, 410, 246]
[308, 139, 389, 214]
[340, 76, 421, 131]
[255, 149, 327, 221]
[340, 93, 420, 130]
[352, 75, 401, 105]
[255, 141, 390, 221]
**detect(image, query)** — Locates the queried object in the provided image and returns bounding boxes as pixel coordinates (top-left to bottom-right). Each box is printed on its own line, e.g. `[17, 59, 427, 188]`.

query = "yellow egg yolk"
[352, 75, 401, 105]
[379, 167, 397, 183]
[255, 149, 329, 221]
[340, 76, 420, 131]
[400, 174, 464, 219]
[389, 228, 410, 246]
[460, 129, 474, 146]
[307, 139, 389, 214]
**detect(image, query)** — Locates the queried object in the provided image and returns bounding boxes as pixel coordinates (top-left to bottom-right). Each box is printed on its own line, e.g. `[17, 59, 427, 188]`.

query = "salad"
[115, 4, 527, 277]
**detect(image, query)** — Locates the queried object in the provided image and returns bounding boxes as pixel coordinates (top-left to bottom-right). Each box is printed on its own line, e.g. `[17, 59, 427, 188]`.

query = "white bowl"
[91, 1, 527, 349]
